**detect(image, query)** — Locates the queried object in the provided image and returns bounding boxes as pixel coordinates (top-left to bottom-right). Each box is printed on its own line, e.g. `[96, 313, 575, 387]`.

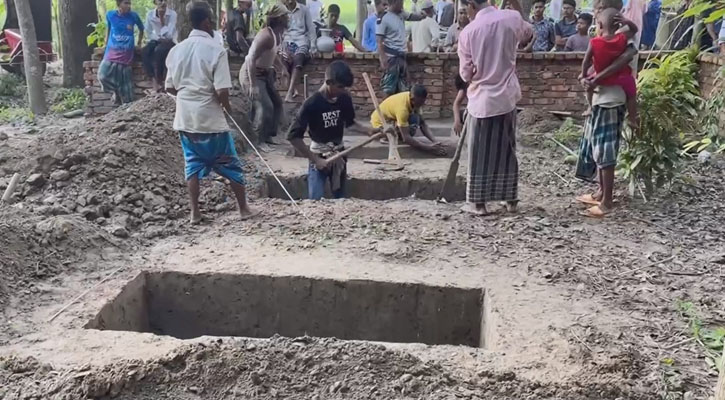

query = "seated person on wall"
[564, 12, 592, 51]
[443, 6, 470, 52]
[288, 61, 369, 200]
[98, 0, 144, 105]
[554, 0, 578, 50]
[370, 85, 447, 156]
[226, 0, 254, 57]
[282, 0, 318, 103]
[143, 0, 176, 93]
[523, 0, 555, 52]
[326, 4, 368, 52]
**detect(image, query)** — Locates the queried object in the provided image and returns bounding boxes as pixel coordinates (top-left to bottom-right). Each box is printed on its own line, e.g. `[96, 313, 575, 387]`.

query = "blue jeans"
[308, 162, 346, 200]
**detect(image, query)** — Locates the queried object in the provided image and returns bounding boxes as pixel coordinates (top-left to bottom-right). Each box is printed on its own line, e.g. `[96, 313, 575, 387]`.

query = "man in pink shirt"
[457, 0, 532, 215]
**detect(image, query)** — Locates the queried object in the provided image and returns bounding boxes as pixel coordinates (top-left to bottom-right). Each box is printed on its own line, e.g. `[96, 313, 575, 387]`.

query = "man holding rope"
[165, 5, 257, 224]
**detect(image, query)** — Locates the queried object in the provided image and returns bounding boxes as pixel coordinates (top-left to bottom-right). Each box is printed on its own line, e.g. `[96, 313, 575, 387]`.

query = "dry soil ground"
[0, 94, 724, 400]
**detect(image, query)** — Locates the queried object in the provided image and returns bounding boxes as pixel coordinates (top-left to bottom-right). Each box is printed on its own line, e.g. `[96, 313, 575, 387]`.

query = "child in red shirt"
[582, 8, 639, 128]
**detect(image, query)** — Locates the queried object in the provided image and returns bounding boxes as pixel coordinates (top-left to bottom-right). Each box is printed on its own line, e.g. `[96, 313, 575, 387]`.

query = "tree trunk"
[170, 0, 218, 41]
[14, 0, 47, 114]
[60, 0, 97, 87]
[356, 0, 366, 41]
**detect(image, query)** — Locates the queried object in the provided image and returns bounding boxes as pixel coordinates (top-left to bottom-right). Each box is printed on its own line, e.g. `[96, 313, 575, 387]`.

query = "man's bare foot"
[239, 207, 260, 221]
[461, 203, 488, 216]
[575, 193, 601, 206]
[190, 210, 202, 225]
[581, 203, 613, 218]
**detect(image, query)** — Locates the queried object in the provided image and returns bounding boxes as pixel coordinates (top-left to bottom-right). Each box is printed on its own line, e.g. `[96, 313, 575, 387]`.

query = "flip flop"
[580, 205, 612, 218]
[461, 203, 488, 216]
[575, 194, 601, 206]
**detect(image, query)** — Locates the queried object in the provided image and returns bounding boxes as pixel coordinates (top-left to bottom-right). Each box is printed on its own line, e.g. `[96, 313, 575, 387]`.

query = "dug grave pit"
[85, 271, 489, 347]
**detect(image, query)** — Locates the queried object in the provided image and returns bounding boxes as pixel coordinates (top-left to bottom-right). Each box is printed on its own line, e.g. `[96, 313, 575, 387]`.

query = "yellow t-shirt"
[370, 91, 412, 129]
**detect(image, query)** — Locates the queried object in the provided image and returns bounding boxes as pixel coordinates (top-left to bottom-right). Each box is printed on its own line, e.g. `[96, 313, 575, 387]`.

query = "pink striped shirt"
[458, 7, 532, 119]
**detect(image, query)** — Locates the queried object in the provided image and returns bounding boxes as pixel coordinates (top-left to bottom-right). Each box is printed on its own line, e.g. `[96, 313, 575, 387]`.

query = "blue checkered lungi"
[575, 105, 626, 181]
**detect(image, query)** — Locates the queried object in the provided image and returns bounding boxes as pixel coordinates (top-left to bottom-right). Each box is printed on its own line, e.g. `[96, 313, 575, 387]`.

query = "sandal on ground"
[575, 194, 601, 206]
[580, 205, 612, 218]
[461, 203, 488, 216]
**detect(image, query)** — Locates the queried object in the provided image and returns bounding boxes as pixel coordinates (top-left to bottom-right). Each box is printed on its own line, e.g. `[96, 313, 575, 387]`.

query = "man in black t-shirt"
[227, 0, 253, 56]
[288, 61, 366, 200]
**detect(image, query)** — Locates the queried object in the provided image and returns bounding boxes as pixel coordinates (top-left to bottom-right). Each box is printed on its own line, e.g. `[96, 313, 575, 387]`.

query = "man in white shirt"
[410, 0, 441, 52]
[165, 5, 257, 224]
[307, 0, 324, 22]
[143, 0, 177, 92]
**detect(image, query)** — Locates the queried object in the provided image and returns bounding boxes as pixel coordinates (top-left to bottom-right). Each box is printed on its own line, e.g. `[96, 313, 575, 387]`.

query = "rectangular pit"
[86, 272, 487, 347]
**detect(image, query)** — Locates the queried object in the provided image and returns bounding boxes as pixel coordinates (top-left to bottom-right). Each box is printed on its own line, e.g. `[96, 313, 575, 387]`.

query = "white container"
[317, 28, 336, 53]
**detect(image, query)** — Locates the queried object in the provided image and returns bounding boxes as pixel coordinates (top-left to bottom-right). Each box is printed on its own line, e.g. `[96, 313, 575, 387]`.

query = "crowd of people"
[95, 0, 724, 223]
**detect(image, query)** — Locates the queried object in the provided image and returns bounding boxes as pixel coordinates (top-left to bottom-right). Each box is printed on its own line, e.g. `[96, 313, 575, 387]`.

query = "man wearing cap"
[376, 0, 426, 97]
[410, 0, 441, 52]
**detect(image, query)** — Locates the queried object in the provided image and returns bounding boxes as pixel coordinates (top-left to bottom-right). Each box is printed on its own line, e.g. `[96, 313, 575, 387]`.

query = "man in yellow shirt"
[370, 85, 447, 156]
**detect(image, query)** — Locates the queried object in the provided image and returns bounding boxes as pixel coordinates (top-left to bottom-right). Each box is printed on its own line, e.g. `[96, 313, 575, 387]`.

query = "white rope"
[223, 109, 311, 223]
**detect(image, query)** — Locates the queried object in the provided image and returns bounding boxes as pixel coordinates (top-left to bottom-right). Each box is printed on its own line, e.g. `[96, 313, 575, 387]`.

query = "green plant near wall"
[618, 48, 702, 195]
[50, 88, 87, 113]
[87, 20, 107, 47]
[683, 87, 725, 154]
[676, 300, 725, 373]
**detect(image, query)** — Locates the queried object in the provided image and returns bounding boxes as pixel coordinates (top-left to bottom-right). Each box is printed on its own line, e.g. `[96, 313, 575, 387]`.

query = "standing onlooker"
[671, 0, 694, 49]
[410, 0, 441, 52]
[166, 5, 256, 224]
[226, 0, 253, 56]
[444, 6, 470, 52]
[363, 0, 388, 51]
[639, 0, 660, 49]
[327, 4, 367, 52]
[143, 0, 176, 93]
[307, 0, 324, 22]
[554, 0, 578, 50]
[524, 0, 555, 52]
[282, 0, 318, 103]
[99, 0, 144, 105]
[375, 0, 426, 96]
[437, 0, 455, 27]
[458, 0, 532, 215]
[701, 7, 723, 52]
[564, 12, 592, 51]
[719, 17, 725, 53]
[239, 4, 289, 151]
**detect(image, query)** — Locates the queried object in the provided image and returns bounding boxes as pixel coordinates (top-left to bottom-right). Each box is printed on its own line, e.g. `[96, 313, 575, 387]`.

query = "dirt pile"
[518, 108, 564, 134]
[4, 94, 242, 239]
[0, 208, 115, 312]
[0, 336, 653, 400]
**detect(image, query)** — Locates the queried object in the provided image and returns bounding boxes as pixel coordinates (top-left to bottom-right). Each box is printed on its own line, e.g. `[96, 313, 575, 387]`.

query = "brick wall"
[84, 50, 703, 118]
[698, 53, 723, 99]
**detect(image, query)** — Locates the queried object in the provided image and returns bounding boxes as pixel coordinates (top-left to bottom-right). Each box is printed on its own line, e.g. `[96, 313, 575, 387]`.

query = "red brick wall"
[84, 50, 702, 118]
[698, 53, 723, 99]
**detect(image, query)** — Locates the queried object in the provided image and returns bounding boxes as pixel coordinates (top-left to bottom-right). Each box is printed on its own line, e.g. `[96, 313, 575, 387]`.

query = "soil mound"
[0, 336, 653, 400]
[8, 94, 239, 239]
[518, 108, 563, 134]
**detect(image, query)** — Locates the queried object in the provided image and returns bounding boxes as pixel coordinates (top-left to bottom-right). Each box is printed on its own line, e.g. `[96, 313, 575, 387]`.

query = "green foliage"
[553, 118, 582, 147]
[618, 48, 701, 194]
[87, 20, 107, 47]
[676, 300, 725, 373]
[683, 88, 725, 154]
[0, 107, 34, 124]
[0, 73, 25, 97]
[50, 88, 87, 113]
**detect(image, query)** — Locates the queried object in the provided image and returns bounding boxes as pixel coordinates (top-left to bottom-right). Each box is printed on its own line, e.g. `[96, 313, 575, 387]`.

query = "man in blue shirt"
[640, 0, 660, 49]
[363, 0, 388, 51]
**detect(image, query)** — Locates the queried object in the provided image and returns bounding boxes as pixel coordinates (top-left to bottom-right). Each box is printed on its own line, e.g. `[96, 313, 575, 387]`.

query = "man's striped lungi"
[466, 109, 519, 204]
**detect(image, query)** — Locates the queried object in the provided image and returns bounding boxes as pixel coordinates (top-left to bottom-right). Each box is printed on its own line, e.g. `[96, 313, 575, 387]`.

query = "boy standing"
[564, 12, 592, 51]
[288, 61, 365, 200]
[376, 0, 426, 96]
[554, 0, 578, 50]
[524, 0, 555, 52]
[327, 4, 368, 52]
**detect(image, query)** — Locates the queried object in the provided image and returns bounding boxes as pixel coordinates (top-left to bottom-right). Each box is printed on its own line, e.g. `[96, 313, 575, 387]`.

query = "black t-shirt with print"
[287, 91, 356, 144]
